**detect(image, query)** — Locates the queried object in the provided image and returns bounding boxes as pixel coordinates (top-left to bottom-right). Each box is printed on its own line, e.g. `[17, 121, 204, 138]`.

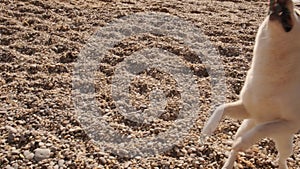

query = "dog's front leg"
[202, 100, 250, 136]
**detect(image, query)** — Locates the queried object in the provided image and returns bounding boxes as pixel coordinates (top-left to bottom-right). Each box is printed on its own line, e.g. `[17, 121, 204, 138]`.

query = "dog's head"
[256, 0, 300, 52]
[268, 0, 299, 32]
[254, 1, 300, 69]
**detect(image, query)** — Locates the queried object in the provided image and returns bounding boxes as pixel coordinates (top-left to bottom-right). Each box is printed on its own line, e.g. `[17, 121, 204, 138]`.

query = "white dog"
[202, 0, 300, 168]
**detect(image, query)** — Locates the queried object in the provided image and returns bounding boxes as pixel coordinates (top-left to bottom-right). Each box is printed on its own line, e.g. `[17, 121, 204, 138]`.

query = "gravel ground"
[1, 0, 300, 168]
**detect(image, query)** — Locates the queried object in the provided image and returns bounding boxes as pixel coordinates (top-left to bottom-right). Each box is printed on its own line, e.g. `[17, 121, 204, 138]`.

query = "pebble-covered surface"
[1, 0, 300, 168]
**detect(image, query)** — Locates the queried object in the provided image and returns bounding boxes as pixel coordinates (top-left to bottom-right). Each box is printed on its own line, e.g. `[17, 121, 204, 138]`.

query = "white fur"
[202, 1, 300, 169]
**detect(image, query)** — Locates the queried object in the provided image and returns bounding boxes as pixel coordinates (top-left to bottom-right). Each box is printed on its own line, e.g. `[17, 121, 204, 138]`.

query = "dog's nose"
[269, 0, 288, 16]
[269, 0, 292, 15]
[269, 0, 293, 32]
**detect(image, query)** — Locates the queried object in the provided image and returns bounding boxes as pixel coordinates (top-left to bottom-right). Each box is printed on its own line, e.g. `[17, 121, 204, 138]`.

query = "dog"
[201, 0, 300, 168]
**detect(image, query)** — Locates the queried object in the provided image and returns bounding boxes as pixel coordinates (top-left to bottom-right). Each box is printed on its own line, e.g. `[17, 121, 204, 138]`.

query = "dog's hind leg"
[221, 150, 238, 169]
[235, 119, 256, 139]
[220, 119, 256, 169]
[232, 120, 296, 155]
[222, 120, 295, 169]
[274, 134, 293, 169]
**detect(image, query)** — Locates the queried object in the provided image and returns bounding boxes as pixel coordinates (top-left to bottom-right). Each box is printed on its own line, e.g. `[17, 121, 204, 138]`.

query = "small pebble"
[58, 159, 65, 167]
[46, 143, 53, 147]
[11, 147, 20, 155]
[124, 161, 131, 168]
[49, 161, 55, 166]
[24, 150, 34, 160]
[5, 126, 17, 133]
[99, 157, 107, 164]
[12, 163, 18, 169]
[5, 165, 14, 169]
[34, 148, 51, 161]
[135, 156, 141, 160]
[7, 117, 14, 121]
[38, 142, 45, 147]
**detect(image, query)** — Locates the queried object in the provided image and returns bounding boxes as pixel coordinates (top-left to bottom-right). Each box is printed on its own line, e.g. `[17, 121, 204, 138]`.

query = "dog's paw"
[201, 106, 224, 136]
[201, 123, 215, 136]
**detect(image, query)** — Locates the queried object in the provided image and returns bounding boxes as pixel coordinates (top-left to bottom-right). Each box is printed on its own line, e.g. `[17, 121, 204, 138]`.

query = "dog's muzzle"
[269, 0, 293, 32]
